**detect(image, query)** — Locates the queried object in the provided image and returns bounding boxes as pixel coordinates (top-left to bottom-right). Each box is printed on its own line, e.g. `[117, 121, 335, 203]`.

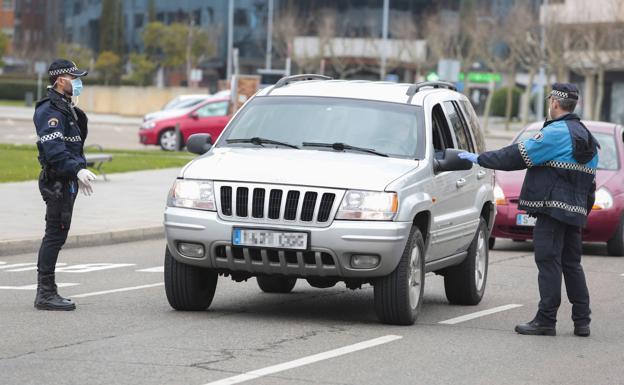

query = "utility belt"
[38, 166, 77, 230]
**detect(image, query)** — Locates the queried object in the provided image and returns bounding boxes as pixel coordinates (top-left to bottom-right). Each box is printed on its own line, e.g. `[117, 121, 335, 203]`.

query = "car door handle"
[456, 178, 467, 188]
[477, 170, 487, 180]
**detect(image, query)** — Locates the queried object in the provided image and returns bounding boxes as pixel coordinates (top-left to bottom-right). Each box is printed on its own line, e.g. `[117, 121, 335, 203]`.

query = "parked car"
[139, 96, 231, 151]
[491, 120, 624, 256]
[162, 76, 495, 325]
[143, 94, 210, 122]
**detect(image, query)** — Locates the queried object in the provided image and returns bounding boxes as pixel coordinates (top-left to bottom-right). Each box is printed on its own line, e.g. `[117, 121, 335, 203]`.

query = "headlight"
[593, 187, 613, 210]
[168, 179, 216, 211]
[142, 121, 156, 129]
[336, 190, 398, 220]
[493, 183, 507, 205]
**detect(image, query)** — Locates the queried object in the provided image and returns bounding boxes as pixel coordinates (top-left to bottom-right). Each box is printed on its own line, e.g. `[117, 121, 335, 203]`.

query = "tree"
[128, 53, 156, 86]
[95, 51, 122, 85]
[57, 43, 94, 70]
[100, 0, 125, 56]
[0, 32, 8, 68]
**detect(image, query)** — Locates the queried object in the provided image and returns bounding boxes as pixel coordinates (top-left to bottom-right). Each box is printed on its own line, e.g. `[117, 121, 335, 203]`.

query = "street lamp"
[536, 0, 549, 120]
[226, 0, 234, 80]
[380, 0, 389, 80]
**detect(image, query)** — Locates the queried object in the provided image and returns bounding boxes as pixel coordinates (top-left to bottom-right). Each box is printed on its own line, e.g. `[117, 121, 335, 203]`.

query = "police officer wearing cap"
[458, 83, 599, 337]
[34, 59, 96, 311]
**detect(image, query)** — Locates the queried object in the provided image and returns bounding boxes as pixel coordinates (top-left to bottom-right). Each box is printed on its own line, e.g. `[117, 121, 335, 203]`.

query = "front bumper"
[164, 207, 412, 278]
[138, 129, 157, 145]
[491, 202, 620, 242]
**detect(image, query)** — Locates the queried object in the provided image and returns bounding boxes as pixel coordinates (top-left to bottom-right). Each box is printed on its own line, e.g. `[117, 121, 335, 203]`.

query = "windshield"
[217, 96, 424, 158]
[516, 130, 619, 170]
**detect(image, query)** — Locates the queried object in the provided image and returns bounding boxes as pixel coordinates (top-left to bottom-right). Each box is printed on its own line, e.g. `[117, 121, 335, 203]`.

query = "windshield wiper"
[226, 137, 299, 149]
[302, 142, 388, 157]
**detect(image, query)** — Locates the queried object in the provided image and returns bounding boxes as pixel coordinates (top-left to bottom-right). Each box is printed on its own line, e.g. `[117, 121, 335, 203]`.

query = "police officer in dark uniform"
[34, 59, 96, 311]
[458, 83, 598, 337]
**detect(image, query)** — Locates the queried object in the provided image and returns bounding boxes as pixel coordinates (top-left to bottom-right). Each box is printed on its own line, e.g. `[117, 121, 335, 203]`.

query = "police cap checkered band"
[549, 82, 579, 100]
[48, 59, 88, 78]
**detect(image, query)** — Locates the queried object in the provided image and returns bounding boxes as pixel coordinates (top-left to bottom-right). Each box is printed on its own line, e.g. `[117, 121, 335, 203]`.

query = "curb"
[0, 226, 164, 257]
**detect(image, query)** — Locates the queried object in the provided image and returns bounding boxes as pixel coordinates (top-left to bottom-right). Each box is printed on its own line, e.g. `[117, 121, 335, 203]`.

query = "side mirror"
[434, 148, 473, 173]
[186, 134, 212, 155]
[190, 112, 199, 119]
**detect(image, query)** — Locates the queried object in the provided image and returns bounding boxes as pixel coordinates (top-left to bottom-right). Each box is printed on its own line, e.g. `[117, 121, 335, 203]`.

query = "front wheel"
[607, 215, 624, 256]
[159, 128, 178, 151]
[443, 218, 489, 305]
[164, 247, 218, 310]
[374, 227, 425, 325]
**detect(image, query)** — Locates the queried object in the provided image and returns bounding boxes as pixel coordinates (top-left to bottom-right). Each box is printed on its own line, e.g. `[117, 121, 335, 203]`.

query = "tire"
[444, 218, 489, 305]
[257, 276, 297, 293]
[488, 237, 495, 250]
[607, 215, 624, 256]
[374, 226, 425, 325]
[164, 247, 218, 311]
[159, 128, 178, 151]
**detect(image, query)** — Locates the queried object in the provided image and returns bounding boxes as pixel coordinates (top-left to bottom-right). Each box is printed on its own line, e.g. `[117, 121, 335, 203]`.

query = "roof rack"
[405, 81, 457, 103]
[267, 74, 332, 94]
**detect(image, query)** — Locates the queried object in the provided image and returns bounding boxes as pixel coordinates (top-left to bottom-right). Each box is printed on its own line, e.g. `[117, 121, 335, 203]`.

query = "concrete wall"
[80, 86, 205, 116]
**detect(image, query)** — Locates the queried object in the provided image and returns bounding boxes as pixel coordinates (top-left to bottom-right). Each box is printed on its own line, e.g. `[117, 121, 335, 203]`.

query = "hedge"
[490, 87, 522, 118]
[0, 79, 39, 101]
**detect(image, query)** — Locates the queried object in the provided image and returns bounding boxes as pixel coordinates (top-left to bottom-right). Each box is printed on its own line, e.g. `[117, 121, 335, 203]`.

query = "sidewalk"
[0, 105, 142, 125]
[0, 168, 180, 256]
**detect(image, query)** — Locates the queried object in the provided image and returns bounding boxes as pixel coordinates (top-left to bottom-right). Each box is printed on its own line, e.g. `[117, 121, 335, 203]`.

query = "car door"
[443, 100, 482, 250]
[427, 103, 472, 260]
[182, 101, 230, 140]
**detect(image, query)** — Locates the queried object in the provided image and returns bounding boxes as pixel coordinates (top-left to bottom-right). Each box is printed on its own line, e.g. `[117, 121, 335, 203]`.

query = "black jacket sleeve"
[476, 143, 530, 171]
[586, 179, 596, 215]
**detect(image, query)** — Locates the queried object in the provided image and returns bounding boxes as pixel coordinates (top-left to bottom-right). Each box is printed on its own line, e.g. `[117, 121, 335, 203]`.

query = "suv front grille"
[215, 182, 344, 227]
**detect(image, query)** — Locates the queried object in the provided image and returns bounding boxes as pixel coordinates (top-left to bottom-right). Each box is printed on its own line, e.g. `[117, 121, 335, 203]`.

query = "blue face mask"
[71, 78, 83, 97]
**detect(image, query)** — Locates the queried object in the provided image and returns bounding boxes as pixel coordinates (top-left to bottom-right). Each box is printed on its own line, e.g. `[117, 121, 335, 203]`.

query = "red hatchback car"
[139, 97, 231, 151]
[491, 121, 624, 256]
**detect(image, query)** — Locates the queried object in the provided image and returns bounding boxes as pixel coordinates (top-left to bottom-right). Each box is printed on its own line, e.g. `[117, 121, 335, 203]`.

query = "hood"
[495, 168, 614, 199]
[144, 107, 193, 122]
[181, 147, 419, 191]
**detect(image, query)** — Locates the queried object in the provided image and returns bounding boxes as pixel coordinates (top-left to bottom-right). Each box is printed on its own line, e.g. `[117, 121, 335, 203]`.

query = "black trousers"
[37, 175, 78, 274]
[533, 214, 591, 326]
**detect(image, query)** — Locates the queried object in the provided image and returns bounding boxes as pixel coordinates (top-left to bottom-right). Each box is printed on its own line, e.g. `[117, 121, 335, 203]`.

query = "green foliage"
[95, 51, 122, 85]
[57, 43, 94, 69]
[142, 22, 215, 70]
[147, 0, 156, 22]
[0, 32, 8, 67]
[128, 53, 156, 86]
[99, 0, 125, 56]
[0, 144, 194, 183]
[0, 78, 37, 100]
[490, 87, 522, 117]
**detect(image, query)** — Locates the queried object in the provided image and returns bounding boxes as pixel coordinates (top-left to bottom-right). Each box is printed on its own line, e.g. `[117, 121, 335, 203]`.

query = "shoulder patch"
[48, 118, 59, 128]
[532, 131, 544, 141]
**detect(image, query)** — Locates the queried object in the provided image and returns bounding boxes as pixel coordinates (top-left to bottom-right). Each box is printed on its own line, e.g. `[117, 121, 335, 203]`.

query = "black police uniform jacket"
[477, 113, 599, 227]
[34, 89, 88, 179]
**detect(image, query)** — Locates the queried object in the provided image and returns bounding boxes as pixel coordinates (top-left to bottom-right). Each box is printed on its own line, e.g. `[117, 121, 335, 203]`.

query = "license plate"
[232, 228, 309, 250]
[516, 214, 536, 227]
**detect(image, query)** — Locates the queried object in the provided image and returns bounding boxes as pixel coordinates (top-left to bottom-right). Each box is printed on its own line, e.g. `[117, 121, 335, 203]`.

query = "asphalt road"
[1, 238, 623, 385]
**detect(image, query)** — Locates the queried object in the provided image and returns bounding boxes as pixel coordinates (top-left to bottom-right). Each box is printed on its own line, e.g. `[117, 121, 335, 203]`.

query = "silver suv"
[164, 76, 495, 325]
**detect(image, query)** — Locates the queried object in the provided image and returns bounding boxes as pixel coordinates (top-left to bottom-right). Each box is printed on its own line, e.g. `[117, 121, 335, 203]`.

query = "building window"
[135, 13, 144, 29]
[3, 0, 14, 11]
[206, 7, 214, 23]
[234, 9, 248, 26]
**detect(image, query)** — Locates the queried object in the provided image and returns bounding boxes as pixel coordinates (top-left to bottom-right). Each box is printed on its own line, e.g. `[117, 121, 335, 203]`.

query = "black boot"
[514, 320, 556, 336]
[34, 273, 76, 311]
[574, 324, 590, 337]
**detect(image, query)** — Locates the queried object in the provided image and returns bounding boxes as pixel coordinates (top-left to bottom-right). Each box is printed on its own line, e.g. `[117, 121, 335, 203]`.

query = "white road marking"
[0, 283, 79, 290]
[137, 266, 164, 273]
[0, 261, 6, 265]
[439, 304, 523, 325]
[0, 263, 36, 270]
[72, 283, 163, 298]
[55, 263, 135, 273]
[202, 335, 403, 385]
[7, 263, 67, 272]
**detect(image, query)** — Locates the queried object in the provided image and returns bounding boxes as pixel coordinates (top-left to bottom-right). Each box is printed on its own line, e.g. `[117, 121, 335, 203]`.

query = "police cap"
[548, 83, 579, 100]
[48, 59, 88, 78]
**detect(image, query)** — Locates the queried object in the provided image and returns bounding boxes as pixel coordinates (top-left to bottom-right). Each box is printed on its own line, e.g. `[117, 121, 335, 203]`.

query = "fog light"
[351, 254, 380, 269]
[177, 242, 205, 258]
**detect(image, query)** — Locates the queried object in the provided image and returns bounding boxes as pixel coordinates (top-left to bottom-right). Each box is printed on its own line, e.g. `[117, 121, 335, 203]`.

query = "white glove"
[77, 168, 96, 196]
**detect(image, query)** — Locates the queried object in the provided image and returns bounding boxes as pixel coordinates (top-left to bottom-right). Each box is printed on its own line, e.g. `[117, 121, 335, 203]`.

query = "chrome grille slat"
[214, 182, 344, 228]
